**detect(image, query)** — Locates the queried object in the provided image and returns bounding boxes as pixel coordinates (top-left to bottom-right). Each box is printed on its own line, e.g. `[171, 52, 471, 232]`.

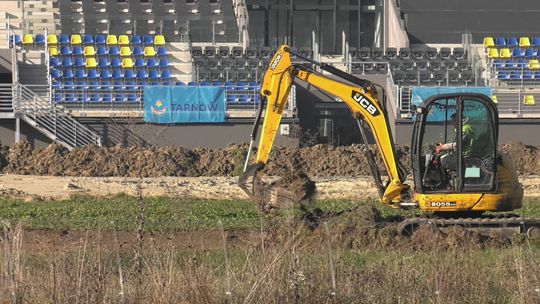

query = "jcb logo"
[351, 91, 380, 116]
[270, 51, 284, 70]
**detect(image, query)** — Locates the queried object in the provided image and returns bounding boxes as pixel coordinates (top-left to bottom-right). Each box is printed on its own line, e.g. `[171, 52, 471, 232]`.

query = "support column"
[15, 117, 20, 143]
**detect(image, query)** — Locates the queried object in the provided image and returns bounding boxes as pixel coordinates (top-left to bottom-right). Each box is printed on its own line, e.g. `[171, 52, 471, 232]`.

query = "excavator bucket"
[238, 163, 316, 212]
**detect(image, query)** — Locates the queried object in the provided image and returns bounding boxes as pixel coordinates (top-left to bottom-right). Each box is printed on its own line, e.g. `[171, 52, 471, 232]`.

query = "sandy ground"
[0, 174, 538, 201]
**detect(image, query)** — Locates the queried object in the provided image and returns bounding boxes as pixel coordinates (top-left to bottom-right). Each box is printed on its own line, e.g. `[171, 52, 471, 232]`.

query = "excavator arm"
[239, 45, 409, 208]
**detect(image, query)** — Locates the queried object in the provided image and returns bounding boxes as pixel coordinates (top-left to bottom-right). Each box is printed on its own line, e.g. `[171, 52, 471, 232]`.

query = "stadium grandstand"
[0, 0, 538, 149]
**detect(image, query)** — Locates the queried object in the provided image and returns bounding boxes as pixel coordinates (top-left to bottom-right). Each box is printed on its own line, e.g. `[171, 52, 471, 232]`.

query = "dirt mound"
[0, 141, 537, 177]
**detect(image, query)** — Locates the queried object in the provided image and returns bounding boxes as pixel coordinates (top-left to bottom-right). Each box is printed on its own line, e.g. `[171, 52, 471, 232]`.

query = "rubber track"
[397, 216, 540, 236]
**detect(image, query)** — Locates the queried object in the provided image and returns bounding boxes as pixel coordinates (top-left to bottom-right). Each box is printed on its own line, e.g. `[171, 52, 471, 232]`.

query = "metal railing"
[13, 84, 102, 149]
[397, 85, 540, 118]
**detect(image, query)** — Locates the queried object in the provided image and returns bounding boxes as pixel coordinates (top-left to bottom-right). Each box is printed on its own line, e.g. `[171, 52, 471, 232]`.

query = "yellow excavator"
[239, 45, 540, 235]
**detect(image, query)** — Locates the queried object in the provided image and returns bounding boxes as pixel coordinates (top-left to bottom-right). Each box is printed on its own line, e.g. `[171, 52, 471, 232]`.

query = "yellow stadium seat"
[519, 37, 531, 47]
[118, 35, 130, 45]
[483, 37, 495, 48]
[154, 35, 166, 45]
[47, 34, 58, 45]
[491, 95, 498, 104]
[84, 46, 96, 56]
[144, 46, 156, 57]
[49, 47, 59, 56]
[120, 46, 132, 57]
[528, 59, 540, 69]
[487, 48, 499, 59]
[85, 57, 97, 68]
[122, 58, 134, 68]
[106, 35, 118, 45]
[499, 48, 511, 59]
[523, 95, 535, 106]
[70, 34, 82, 45]
[22, 34, 33, 44]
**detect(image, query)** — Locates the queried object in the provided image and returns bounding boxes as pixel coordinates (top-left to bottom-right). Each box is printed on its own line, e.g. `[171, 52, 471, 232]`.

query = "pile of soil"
[0, 141, 538, 178]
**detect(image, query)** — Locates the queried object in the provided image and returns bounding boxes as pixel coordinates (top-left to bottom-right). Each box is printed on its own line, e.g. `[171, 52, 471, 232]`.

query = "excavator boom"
[239, 45, 409, 208]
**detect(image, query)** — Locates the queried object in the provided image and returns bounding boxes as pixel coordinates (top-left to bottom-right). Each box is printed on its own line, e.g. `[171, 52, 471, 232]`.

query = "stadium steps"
[21, 0, 58, 34]
[168, 42, 193, 83]
[221, 0, 240, 42]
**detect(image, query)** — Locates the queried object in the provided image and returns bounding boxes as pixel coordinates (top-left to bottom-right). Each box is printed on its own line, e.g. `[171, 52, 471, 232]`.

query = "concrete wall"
[398, 0, 540, 44]
[0, 119, 51, 148]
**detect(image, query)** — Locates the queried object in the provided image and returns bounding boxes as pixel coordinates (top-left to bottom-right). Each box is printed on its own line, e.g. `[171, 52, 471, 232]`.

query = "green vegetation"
[0, 195, 539, 231]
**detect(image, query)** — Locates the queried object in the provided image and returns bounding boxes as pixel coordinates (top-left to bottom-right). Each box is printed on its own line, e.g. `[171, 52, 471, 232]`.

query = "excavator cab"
[412, 93, 498, 196]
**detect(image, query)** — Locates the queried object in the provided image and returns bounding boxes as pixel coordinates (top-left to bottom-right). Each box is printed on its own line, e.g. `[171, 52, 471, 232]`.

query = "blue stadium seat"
[133, 47, 144, 57]
[533, 38, 540, 47]
[96, 46, 108, 57]
[136, 70, 147, 80]
[49, 57, 60, 67]
[114, 93, 125, 102]
[61, 57, 73, 67]
[102, 92, 113, 103]
[523, 71, 534, 79]
[157, 47, 167, 57]
[492, 59, 502, 69]
[159, 58, 169, 68]
[12, 35, 22, 45]
[226, 94, 236, 104]
[60, 45, 72, 56]
[225, 81, 234, 88]
[517, 59, 527, 68]
[504, 60, 515, 68]
[131, 35, 142, 45]
[148, 70, 159, 80]
[74, 68, 85, 78]
[188, 81, 197, 86]
[113, 80, 124, 90]
[510, 71, 521, 79]
[63, 80, 75, 90]
[124, 69, 135, 80]
[134, 58, 145, 68]
[72, 46, 83, 56]
[126, 93, 138, 103]
[512, 48, 524, 58]
[109, 47, 119, 56]
[73, 57, 85, 68]
[212, 81, 223, 86]
[238, 96, 249, 103]
[83, 34, 94, 44]
[35, 34, 45, 44]
[99, 69, 111, 79]
[138, 80, 147, 86]
[87, 92, 100, 103]
[508, 37, 519, 48]
[248, 81, 259, 89]
[100, 80, 111, 90]
[87, 80, 99, 89]
[143, 35, 153, 45]
[125, 80, 137, 90]
[146, 58, 157, 69]
[59, 34, 70, 44]
[110, 57, 121, 68]
[176, 81, 186, 86]
[534, 71, 540, 79]
[50, 69, 61, 78]
[98, 57, 109, 69]
[112, 69, 122, 79]
[86, 69, 98, 79]
[95, 35, 106, 45]
[495, 37, 506, 47]
[525, 48, 536, 58]
[150, 81, 160, 86]
[161, 70, 171, 79]
[200, 81, 211, 86]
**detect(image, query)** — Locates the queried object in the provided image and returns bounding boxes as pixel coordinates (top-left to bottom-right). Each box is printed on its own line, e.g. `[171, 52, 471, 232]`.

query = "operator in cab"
[435, 112, 477, 156]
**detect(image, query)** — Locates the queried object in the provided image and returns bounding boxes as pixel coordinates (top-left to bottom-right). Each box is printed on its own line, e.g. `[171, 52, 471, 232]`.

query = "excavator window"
[416, 94, 497, 193]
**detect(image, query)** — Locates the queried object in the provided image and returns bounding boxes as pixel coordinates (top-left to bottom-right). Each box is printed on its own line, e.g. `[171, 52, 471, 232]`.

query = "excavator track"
[397, 215, 540, 237]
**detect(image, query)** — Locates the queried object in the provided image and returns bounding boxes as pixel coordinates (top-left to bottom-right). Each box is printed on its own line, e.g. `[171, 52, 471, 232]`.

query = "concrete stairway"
[168, 42, 193, 83]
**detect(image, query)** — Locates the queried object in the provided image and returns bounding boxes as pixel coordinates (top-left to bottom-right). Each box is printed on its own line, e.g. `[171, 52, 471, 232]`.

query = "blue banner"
[411, 87, 493, 107]
[144, 86, 226, 123]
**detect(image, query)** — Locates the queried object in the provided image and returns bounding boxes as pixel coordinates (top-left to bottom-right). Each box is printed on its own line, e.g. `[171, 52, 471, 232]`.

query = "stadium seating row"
[190, 45, 315, 59]
[492, 59, 540, 69]
[50, 68, 172, 80]
[13, 34, 166, 46]
[483, 37, 540, 48]
[392, 70, 473, 85]
[496, 70, 540, 80]
[48, 45, 167, 57]
[349, 46, 466, 61]
[50, 57, 170, 69]
[486, 48, 540, 59]
[52, 81, 262, 104]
